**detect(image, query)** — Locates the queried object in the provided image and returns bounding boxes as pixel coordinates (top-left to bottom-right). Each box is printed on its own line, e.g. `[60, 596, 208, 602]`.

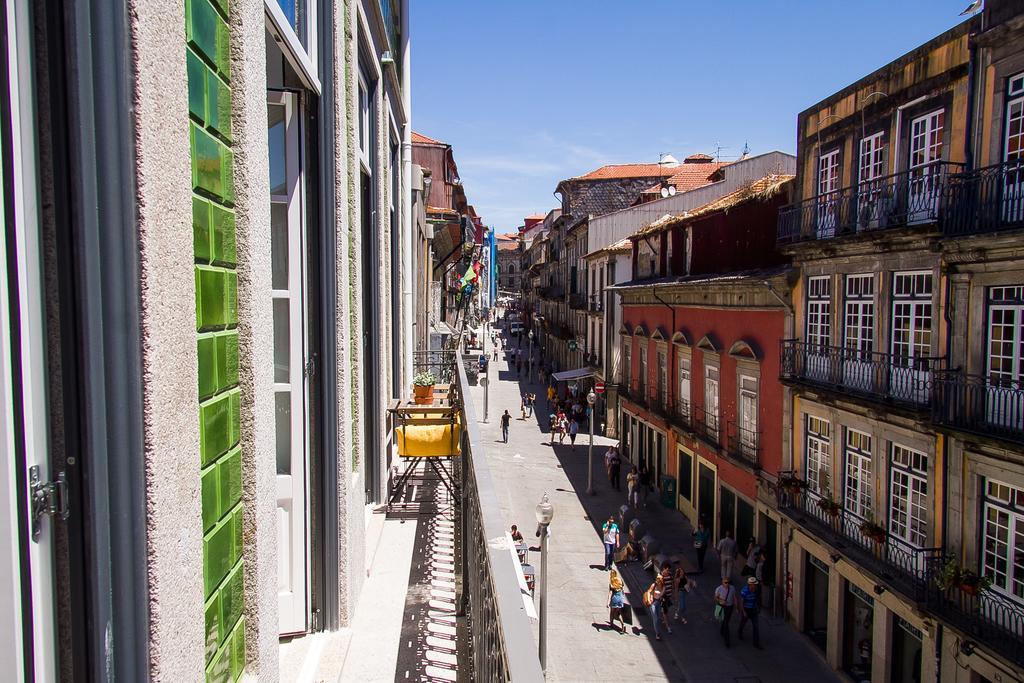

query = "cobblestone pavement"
[468, 330, 839, 682]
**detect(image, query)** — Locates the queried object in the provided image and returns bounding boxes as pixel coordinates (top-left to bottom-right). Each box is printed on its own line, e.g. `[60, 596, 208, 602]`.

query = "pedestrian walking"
[659, 564, 676, 632]
[692, 519, 711, 572]
[500, 410, 511, 443]
[638, 462, 650, 509]
[716, 530, 738, 580]
[714, 576, 738, 647]
[738, 577, 762, 648]
[546, 384, 556, 405]
[627, 466, 640, 508]
[607, 569, 627, 634]
[558, 413, 568, 444]
[754, 550, 767, 584]
[672, 563, 693, 623]
[568, 419, 579, 450]
[643, 575, 668, 642]
[602, 516, 619, 570]
[520, 394, 528, 419]
[609, 446, 621, 490]
[492, 345, 498, 361]
[604, 447, 615, 486]
[742, 538, 761, 577]
[526, 393, 536, 418]
[549, 412, 558, 445]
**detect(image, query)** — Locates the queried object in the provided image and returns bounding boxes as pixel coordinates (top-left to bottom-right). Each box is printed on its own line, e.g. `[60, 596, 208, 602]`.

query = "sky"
[410, 1, 973, 233]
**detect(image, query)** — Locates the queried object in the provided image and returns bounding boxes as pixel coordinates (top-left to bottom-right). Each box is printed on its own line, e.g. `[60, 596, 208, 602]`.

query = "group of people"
[546, 391, 589, 449]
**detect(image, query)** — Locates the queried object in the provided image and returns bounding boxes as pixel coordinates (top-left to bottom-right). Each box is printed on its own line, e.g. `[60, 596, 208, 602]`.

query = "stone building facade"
[2, 0, 420, 680]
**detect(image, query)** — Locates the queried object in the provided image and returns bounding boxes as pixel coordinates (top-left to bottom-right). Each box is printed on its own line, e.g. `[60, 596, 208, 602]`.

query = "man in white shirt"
[716, 530, 738, 580]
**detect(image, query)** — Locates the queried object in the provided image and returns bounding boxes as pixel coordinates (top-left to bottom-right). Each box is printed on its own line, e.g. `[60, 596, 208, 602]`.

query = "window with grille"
[805, 415, 831, 496]
[891, 272, 932, 362]
[843, 429, 873, 520]
[889, 444, 928, 548]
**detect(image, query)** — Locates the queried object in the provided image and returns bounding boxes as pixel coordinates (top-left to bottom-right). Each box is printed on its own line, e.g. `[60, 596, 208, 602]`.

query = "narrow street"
[468, 326, 838, 682]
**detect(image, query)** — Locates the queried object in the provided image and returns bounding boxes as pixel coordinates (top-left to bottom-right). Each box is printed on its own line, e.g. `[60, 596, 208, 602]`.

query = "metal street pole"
[535, 494, 554, 674]
[482, 329, 489, 423]
[586, 390, 597, 495]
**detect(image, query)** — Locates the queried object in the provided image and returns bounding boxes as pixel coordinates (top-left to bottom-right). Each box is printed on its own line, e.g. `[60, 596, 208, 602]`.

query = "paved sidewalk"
[470, 333, 838, 682]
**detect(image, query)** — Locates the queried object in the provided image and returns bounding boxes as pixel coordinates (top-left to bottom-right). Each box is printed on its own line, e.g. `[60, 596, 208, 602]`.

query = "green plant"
[816, 497, 841, 516]
[412, 372, 437, 387]
[859, 519, 887, 543]
[958, 570, 992, 593]
[779, 475, 808, 492]
[935, 558, 961, 591]
[934, 559, 993, 594]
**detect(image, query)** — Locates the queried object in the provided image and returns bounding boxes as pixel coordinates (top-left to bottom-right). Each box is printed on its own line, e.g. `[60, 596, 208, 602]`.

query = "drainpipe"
[401, 0, 412, 382]
[964, 30, 977, 171]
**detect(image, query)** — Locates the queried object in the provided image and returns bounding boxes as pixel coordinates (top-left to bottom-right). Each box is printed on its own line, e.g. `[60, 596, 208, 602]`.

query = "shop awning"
[551, 367, 594, 382]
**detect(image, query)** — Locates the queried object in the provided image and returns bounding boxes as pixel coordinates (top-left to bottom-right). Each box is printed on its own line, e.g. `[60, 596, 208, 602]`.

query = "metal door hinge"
[30, 465, 68, 541]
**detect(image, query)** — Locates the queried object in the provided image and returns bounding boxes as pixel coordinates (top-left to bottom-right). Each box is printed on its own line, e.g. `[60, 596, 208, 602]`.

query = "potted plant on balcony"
[778, 474, 809, 496]
[816, 496, 841, 518]
[859, 518, 888, 545]
[957, 570, 992, 596]
[412, 371, 438, 405]
[934, 559, 993, 596]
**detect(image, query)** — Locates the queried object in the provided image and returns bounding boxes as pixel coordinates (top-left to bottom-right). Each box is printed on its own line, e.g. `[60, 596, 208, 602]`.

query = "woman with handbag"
[713, 576, 739, 647]
[607, 569, 627, 634]
[643, 574, 668, 641]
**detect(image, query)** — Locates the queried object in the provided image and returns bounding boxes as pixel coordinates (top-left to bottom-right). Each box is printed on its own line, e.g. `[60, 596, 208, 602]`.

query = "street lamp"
[528, 329, 535, 382]
[586, 390, 597, 495]
[535, 493, 554, 673]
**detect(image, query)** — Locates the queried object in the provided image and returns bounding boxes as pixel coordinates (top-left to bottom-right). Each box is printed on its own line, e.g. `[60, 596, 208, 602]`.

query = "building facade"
[2, 0, 422, 680]
[775, 8, 1024, 681]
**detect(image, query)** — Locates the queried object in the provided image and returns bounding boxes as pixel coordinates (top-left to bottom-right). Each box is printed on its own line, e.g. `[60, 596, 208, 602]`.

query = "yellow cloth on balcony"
[395, 419, 462, 458]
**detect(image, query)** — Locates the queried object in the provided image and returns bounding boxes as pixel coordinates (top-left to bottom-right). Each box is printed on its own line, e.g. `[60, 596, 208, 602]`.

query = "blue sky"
[411, 1, 972, 233]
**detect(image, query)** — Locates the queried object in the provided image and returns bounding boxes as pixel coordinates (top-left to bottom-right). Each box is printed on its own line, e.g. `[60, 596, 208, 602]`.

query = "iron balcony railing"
[413, 349, 457, 384]
[568, 293, 588, 310]
[725, 421, 760, 469]
[670, 399, 693, 431]
[933, 371, 1024, 446]
[780, 339, 945, 408]
[451, 351, 545, 681]
[588, 295, 604, 313]
[693, 405, 721, 447]
[943, 159, 1024, 236]
[777, 161, 962, 244]
[775, 474, 943, 602]
[922, 570, 1024, 668]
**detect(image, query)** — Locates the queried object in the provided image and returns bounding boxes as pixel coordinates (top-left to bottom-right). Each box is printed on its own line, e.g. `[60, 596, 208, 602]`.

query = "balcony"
[775, 477, 943, 602]
[922, 576, 1024, 669]
[406, 350, 544, 681]
[693, 406, 721, 447]
[588, 295, 603, 314]
[568, 292, 588, 310]
[725, 421, 760, 469]
[668, 399, 693, 432]
[943, 159, 1024, 237]
[933, 371, 1024, 446]
[777, 162, 962, 245]
[780, 340, 946, 408]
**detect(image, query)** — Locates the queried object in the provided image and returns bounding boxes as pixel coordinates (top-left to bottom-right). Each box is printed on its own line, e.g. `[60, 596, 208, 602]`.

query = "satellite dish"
[668, 185, 677, 196]
[660, 187, 670, 198]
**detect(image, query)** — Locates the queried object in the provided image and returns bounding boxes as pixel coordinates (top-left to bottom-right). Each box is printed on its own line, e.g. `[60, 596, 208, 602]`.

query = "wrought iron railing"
[693, 405, 721, 446]
[449, 351, 544, 681]
[670, 399, 693, 431]
[775, 474, 943, 601]
[413, 349, 457, 384]
[922, 570, 1024, 668]
[777, 161, 962, 244]
[780, 339, 945, 407]
[619, 385, 646, 409]
[725, 421, 760, 469]
[932, 371, 1024, 445]
[943, 159, 1024, 236]
[588, 295, 603, 313]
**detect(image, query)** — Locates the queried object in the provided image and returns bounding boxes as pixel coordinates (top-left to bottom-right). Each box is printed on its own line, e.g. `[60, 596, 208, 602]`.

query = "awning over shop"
[551, 367, 594, 382]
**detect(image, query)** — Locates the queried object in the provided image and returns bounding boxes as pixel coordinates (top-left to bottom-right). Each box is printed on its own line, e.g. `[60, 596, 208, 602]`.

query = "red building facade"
[614, 177, 794, 582]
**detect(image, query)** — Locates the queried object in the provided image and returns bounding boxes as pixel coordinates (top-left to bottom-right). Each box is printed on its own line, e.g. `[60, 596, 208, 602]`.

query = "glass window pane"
[274, 298, 291, 383]
[271, 203, 288, 290]
[268, 104, 287, 196]
[275, 391, 291, 475]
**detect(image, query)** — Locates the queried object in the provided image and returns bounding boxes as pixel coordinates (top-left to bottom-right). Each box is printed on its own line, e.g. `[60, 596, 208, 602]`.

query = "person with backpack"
[738, 576, 763, 648]
[607, 569, 627, 634]
[643, 574, 668, 642]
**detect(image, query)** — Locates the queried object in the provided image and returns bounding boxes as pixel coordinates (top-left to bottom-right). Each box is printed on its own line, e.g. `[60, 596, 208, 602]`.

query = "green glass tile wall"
[187, 0, 243, 678]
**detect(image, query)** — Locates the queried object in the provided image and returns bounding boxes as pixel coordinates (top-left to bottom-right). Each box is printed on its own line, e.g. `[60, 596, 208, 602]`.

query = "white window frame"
[704, 364, 720, 438]
[817, 149, 841, 236]
[265, 0, 321, 93]
[806, 276, 832, 348]
[843, 428, 873, 521]
[621, 337, 631, 389]
[738, 374, 758, 454]
[891, 271, 933, 361]
[657, 347, 667, 408]
[639, 343, 648, 401]
[981, 478, 1024, 603]
[676, 348, 691, 419]
[859, 131, 886, 184]
[889, 444, 929, 548]
[805, 415, 832, 496]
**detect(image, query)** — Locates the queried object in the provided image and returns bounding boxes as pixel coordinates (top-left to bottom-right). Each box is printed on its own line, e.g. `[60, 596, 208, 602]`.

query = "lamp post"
[535, 493, 554, 673]
[528, 329, 534, 383]
[586, 390, 597, 495]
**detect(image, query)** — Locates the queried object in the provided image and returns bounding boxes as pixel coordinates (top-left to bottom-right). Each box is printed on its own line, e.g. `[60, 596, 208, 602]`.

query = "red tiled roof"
[571, 163, 676, 181]
[497, 240, 519, 251]
[639, 161, 731, 195]
[412, 131, 446, 145]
